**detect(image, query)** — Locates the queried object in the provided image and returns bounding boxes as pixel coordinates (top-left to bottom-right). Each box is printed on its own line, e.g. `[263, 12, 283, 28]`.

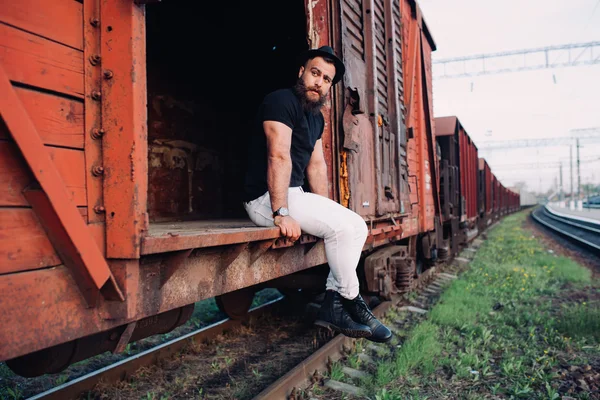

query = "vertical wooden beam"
[101, 0, 148, 258]
[84, 0, 105, 226]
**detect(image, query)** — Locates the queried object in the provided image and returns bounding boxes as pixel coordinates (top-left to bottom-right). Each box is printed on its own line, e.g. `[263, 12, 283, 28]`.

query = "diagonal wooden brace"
[0, 64, 124, 307]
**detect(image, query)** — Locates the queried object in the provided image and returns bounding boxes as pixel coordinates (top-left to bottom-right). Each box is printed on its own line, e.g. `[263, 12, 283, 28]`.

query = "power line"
[476, 127, 600, 151]
[432, 41, 600, 79]
[491, 157, 600, 171]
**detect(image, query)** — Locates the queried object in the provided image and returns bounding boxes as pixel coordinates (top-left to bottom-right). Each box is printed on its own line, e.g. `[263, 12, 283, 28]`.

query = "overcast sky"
[419, 0, 600, 195]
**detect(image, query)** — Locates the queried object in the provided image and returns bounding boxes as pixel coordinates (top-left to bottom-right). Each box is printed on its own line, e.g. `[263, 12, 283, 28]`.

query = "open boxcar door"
[337, 0, 409, 218]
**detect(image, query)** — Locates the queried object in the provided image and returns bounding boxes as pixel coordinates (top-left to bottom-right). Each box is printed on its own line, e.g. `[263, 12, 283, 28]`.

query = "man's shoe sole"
[365, 333, 393, 343]
[314, 320, 372, 338]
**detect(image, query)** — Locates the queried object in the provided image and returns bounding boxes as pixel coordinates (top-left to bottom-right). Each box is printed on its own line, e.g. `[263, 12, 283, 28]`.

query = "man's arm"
[265, 121, 292, 211]
[265, 120, 302, 241]
[306, 139, 329, 197]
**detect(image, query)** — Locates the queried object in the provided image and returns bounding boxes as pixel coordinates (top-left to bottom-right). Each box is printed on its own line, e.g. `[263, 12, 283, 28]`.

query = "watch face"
[280, 207, 289, 216]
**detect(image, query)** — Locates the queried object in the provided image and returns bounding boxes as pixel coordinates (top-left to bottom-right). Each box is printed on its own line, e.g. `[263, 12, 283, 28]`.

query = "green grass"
[556, 302, 600, 341]
[394, 321, 440, 376]
[363, 211, 599, 399]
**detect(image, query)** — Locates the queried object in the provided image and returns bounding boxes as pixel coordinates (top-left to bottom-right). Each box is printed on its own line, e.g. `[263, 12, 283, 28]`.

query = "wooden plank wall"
[0, 1, 89, 274]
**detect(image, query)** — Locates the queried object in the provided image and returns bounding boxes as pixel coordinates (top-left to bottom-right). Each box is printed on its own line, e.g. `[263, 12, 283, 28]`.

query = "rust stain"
[339, 150, 349, 208]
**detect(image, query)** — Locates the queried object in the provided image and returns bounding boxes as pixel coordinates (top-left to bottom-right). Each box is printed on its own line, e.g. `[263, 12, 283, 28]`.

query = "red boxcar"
[478, 158, 493, 229]
[434, 116, 478, 227]
[1, 0, 451, 376]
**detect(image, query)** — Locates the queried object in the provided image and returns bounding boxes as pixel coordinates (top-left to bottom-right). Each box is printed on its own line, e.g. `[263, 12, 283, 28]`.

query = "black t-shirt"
[243, 88, 325, 202]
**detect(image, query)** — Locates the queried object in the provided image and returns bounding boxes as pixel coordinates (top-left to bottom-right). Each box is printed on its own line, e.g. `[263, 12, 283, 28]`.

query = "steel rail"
[252, 298, 396, 400]
[544, 206, 600, 231]
[531, 207, 600, 254]
[543, 209, 600, 235]
[28, 297, 283, 400]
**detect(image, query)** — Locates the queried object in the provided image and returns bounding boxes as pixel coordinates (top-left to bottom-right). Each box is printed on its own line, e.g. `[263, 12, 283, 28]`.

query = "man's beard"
[292, 78, 327, 114]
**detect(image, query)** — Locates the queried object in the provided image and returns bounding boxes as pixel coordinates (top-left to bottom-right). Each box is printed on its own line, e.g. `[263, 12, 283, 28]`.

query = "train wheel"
[415, 257, 424, 275]
[215, 287, 255, 320]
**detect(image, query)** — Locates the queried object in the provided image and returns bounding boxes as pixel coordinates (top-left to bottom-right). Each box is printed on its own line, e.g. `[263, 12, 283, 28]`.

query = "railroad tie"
[439, 272, 458, 280]
[431, 280, 447, 288]
[323, 379, 363, 396]
[462, 248, 477, 259]
[398, 305, 428, 314]
[410, 300, 428, 309]
[357, 353, 376, 365]
[472, 239, 484, 248]
[390, 321, 406, 335]
[366, 343, 387, 355]
[342, 366, 369, 380]
[424, 287, 439, 295]
[454, 257, 471, 267]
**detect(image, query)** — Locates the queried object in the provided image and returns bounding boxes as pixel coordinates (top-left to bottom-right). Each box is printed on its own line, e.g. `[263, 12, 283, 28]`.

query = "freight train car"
[478, 158, 494, 230]
[434, 115, 480, 250]
[1, 0, 451, 377]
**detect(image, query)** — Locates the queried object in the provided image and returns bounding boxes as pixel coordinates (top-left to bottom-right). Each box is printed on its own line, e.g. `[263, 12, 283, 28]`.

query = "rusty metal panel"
[338, 0, 408, 217]
[338, 0, 377, 217]
[400, 0, 437, 233]
[101, 0, 148, 258]
[305, 0, 337, 201]
[457, 120, 478, 221]
[480, 158, 493, 214]
[368, 0, 401, 215]
[391, 0, 410, 213]
[436, 123, 460, 224]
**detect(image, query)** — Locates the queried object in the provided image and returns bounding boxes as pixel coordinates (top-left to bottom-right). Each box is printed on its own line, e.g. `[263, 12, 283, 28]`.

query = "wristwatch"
[272, 206, 289, 218]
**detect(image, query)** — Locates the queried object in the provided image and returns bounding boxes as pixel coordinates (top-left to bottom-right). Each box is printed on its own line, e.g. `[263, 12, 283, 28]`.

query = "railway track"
[28, 298, 284, 400]
[531, 205, 600, 255]
[27, 248, 480, 400]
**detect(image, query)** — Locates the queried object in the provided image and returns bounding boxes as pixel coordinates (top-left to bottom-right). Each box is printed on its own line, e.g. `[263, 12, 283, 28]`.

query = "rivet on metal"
[103, 70, 114, 79]
[90, 17, 100, 27]
[91, 91, 102, 101]
[94, 205, 106, 214]
[92, 166, 105, 176]
[91, 128, 105, 139]
[89, 54, 101, 66]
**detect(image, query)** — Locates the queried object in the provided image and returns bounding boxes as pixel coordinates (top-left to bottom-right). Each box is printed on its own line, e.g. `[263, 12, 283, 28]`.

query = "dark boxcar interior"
[145, 0, 308, 223]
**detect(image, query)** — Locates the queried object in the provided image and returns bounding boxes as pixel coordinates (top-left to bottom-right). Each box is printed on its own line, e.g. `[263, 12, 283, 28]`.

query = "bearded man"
[242, 46, 392, 343]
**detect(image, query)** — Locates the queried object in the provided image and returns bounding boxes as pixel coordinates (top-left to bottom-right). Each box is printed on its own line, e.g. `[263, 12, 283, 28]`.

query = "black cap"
[298, 46, 345, 85]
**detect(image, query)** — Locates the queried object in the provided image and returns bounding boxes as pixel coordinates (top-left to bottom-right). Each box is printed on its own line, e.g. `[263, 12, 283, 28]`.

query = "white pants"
[243, 187, 368, 299]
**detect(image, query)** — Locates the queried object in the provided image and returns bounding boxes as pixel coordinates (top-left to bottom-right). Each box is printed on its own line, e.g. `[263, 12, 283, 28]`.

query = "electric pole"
[559, 163, 563, 201]
[577, 138, 581, 200]
[570, 145, 574, 200]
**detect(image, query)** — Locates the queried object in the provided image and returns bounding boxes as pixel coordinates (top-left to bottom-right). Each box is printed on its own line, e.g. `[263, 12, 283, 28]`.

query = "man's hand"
[274, 216, 301, 242]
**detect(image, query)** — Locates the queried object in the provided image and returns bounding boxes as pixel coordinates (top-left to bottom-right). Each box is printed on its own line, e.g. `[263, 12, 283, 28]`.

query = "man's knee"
[337, 213, 368, 241]
[354, 215, 368, 240]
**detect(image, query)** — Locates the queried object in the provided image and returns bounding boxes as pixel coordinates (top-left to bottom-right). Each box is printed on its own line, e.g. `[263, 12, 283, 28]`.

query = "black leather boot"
[343, 294, 393, 343]
[314, 290, 372, 338]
